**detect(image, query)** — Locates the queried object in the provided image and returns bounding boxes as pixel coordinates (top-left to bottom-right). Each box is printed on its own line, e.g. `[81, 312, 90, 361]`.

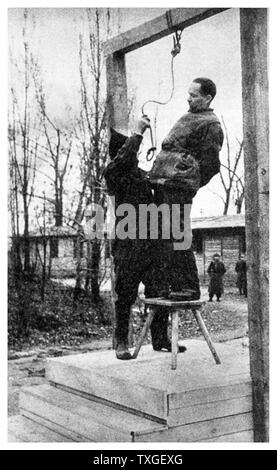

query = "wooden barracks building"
[21, 214, 246, 286]
[191, 214, 245, 284]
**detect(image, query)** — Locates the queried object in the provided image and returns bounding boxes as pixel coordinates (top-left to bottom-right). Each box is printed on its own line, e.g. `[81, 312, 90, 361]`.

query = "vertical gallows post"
[240, 8, 269, 442]
[106, 51, 129, 347]
[106, 52, 128, 134]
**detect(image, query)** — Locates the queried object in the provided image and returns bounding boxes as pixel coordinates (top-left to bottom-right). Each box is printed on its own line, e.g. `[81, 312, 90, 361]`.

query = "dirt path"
[8, 339, 112, 417]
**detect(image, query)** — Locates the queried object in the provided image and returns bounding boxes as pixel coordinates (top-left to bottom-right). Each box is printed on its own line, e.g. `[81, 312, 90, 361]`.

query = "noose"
[141, 30, 183, 161]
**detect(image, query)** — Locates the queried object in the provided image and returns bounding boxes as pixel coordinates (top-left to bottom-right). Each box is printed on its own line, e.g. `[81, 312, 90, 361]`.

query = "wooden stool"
[132, 298, 221, 370]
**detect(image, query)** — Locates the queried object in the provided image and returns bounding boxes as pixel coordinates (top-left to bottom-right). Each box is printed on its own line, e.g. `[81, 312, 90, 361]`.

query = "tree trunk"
[236, 199, 243, 214]
[11, 236, 22, 274]
[55, 181, 63, 226]
[223, 189, 231, 215]
[40, 237, 47, 301]
[74, 232, 83, 301]
[55, 208, 63, 227]
[23, 198, 30, 274]
[89, 238, 101, 302]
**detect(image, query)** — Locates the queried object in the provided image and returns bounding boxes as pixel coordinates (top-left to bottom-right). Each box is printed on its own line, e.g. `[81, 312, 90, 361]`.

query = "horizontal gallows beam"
[103, 8, 229, 56]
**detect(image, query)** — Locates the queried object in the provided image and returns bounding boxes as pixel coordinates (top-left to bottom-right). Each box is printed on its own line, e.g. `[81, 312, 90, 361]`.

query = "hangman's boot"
[153, 339, 187, 353]
[115, 342, 132, 360]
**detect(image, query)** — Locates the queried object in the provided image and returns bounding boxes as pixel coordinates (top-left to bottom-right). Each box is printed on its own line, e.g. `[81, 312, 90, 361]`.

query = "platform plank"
[8, 432, 22, 443]
[133, 413, 254, 442]
[168, 395, 252, 426]
[47, 360, 168, 420]
[169, 380, 252, 410]
[22, 410, 87, 442]
[204, 430, 254, 442]
[20, 384, 165, 442]
[8, 414, 72, 443]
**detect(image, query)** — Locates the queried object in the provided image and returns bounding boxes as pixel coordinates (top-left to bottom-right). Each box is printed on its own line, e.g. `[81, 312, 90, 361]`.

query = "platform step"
[8, 414, 72, 442]
[204, 430, 254, 442]
[168, 394, 252, 426]
[133, 413, 254, 442]
[19, 384, 165, 442]
[46, 340, 251, 422]
[13, 340, 254, 442]
[16, 384, 254, 443]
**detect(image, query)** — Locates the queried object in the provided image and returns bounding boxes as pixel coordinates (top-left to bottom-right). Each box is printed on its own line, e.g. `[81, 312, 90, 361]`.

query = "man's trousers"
[113, 239, 170, 346]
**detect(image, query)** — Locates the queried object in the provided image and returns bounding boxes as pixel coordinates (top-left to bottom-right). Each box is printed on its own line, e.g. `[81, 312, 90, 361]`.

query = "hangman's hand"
[134, 115, 150, 135]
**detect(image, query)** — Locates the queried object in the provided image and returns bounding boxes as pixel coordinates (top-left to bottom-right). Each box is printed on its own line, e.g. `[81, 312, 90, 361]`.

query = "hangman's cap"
[109, 128, 128, 160]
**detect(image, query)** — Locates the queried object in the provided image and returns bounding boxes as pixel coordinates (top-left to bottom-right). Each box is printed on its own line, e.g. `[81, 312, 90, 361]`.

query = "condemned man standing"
[148, 77, 224, 300]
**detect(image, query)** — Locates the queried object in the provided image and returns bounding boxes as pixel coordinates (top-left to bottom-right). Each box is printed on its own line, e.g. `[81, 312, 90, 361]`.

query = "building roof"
[21, 214, 245, 238]
[191, 214, 245, 230]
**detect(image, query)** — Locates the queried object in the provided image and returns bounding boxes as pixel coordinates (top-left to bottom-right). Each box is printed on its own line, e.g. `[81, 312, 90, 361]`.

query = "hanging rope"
[141, 54, 175, 117]
[141, 29, 183, 161]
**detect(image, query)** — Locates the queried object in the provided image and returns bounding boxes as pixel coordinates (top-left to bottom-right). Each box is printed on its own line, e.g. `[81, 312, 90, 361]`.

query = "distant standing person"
[235, 254, 247, 297]
[207, 253, 226, 302]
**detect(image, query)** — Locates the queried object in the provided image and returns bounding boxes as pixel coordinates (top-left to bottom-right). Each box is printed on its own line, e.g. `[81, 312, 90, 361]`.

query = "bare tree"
[8, 104, 22, 273]
[8, 10, 39, 275]
[73, 9, 111, 301]
[234, 177, 245, 214]
[219, 116, 244, 215]
[33, 68, 73, 227]
[33, 193, 49, 301]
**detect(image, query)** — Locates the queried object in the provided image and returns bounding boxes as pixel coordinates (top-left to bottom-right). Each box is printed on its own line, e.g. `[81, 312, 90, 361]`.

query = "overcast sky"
[8, 7, 243, 217]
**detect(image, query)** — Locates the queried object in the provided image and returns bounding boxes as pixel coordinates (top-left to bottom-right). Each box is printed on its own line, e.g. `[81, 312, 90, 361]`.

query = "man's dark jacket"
[104, 133, 155, 250]
[148, 108, 224, 196]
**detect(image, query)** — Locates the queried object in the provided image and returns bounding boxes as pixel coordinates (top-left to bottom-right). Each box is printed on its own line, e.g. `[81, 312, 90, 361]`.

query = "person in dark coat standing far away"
[235, 254, 247, 297]
[207, 254, 226, 302]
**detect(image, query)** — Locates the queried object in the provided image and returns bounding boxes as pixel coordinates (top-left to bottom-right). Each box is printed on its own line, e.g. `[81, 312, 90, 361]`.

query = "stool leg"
[132, 308, 155, 359]
[171, 310, 179, 370]
[192, 308, 221, 364]
[128, 310, 134, 348]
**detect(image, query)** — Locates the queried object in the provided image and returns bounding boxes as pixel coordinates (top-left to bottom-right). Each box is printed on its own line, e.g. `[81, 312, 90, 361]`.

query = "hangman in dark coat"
[104, 118, 185, 360]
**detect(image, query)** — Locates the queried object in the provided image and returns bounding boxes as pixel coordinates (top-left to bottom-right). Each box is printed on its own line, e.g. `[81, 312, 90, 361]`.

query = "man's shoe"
[168, 289, 200, 301]
[115, 342, 132, 360]
[146, 289, 170, 300]
[153, 340, 187, 353]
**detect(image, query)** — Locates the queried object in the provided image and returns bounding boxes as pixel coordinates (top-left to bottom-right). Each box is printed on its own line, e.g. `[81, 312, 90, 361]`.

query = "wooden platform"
[9, 339, 254, 442]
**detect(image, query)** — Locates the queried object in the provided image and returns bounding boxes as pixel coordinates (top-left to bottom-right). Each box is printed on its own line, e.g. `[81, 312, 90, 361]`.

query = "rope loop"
[171, 29, 182, 57]
[140, 26, 183, 161]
